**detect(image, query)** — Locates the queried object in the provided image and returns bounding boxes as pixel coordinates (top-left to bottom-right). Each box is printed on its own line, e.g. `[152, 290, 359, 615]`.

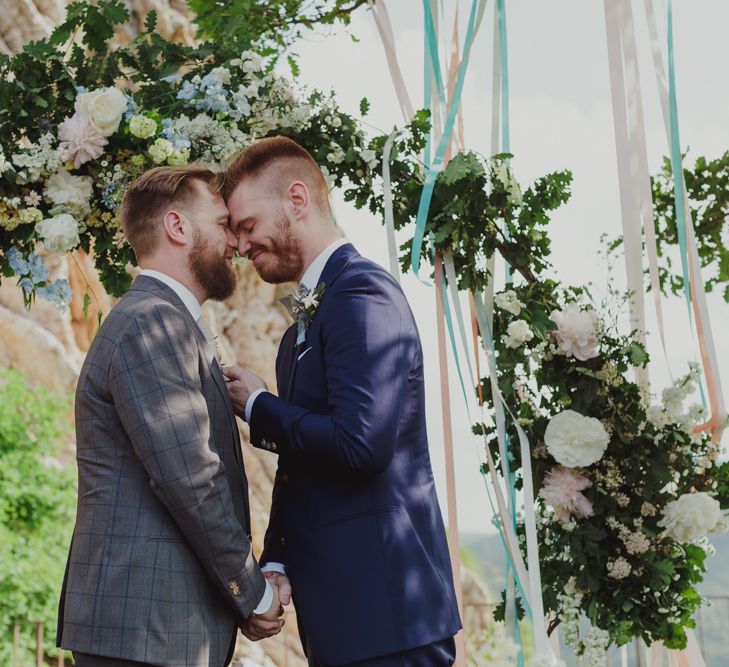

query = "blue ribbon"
[411, 0, 480, 277]
[667, 0, 691, 312]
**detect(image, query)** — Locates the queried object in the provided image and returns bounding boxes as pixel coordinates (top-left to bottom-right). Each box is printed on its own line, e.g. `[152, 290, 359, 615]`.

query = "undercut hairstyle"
[221, 136, 332, 215]
[120, 165, 216, 260]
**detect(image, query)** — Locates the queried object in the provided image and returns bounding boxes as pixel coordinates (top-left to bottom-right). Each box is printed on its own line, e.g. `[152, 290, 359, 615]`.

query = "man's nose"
[236, 234, 251, 256]
[225, 226, 238, 248]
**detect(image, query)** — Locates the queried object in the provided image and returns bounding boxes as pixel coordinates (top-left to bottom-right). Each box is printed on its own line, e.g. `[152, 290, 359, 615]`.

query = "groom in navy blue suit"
[223, 137, 461, 666]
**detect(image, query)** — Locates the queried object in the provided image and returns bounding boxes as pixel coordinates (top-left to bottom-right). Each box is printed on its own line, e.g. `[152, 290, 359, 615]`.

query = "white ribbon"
[604, 0, 649, 389]
[382, 130, 401, 283]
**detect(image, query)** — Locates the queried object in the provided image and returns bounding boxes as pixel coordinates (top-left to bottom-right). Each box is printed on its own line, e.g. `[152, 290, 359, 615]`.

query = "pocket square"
[297, 346, 313, 361]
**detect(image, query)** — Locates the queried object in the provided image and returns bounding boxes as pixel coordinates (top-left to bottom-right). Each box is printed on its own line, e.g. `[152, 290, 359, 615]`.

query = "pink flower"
[57, 111, 108, 168]
[24, 190, 41, 206]
[550, 303, 599, 361]
[539, 466, 594, 523]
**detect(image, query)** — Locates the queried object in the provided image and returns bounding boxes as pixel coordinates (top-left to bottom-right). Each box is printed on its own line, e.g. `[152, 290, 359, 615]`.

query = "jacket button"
[281, 474, 289, 483]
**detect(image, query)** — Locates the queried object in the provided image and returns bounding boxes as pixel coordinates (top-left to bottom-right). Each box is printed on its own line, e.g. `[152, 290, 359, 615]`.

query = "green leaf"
[359, 97, 370, 117]
[287, 54, 300, 78]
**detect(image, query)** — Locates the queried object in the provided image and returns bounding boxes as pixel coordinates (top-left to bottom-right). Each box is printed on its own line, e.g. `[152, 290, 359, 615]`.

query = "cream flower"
[494, 289, 525, 316]
[544, 409, 609, 468]
[606, 556, 631, 580]
[35, 213, 80, 253]
[129, 115, 157, 139]
[658, 492, 724, 542]
[148, 138, 174, 164]
[75, 87, 128, 136]
[502, 319, 533, 349]
[550, 303, 599, 361]
[539, 466, 593, 523]
[44, 169, 93, 215]
[57, 111, 108, 168]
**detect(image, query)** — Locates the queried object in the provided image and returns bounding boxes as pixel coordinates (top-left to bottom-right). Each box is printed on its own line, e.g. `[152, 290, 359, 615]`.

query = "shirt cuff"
[261, 562, 287, 576]
[252, 578, 274, 615]
[245, 388, 269, 423]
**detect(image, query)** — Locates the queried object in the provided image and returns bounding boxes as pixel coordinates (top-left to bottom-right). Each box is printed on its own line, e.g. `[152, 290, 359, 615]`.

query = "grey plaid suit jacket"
[57, 275, 266, 667]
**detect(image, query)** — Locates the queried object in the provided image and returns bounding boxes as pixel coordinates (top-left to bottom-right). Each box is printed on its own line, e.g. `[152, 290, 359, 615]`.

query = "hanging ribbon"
[410, 0, 482, 277]
[381, 130, 401, 284]
[603, 0, 650, 389]
[644, 0, 726, 442]
[369, 0, 415, 122]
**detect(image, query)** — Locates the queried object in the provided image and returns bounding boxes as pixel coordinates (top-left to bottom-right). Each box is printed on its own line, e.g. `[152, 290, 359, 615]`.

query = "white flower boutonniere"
[280, 281, 326, 345]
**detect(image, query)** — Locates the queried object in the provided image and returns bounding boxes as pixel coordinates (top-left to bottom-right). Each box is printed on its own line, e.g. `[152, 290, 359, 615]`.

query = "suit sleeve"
[260, 466, 287, 565]
[109, 304, 266, 620]
[250, 271, 415, 475]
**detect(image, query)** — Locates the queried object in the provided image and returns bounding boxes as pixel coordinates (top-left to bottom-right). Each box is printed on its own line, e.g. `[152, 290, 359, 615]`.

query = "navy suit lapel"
[278, 243, 359, 400]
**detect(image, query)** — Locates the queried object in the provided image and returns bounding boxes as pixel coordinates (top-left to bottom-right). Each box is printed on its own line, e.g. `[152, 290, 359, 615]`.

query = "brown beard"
[251, 213, 304, 284]
[189, 228, 237, 301]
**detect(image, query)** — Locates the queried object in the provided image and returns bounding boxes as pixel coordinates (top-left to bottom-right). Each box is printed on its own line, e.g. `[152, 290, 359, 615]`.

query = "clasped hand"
[241, 572, 292, 642]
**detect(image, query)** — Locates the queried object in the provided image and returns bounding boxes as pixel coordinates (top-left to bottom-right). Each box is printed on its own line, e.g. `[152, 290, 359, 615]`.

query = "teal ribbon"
[441, 269, 472, 421]
[667, 0, 691, 312]
[667, 1, 708, 409]
[496, 0, 513, 285]
[472, 292, 534, 623]
[411, 0, 480, 277]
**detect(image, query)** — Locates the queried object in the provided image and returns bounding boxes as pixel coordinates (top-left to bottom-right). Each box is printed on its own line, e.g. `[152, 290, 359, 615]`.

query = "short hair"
[221, 136, 330, 212]
[120, 165, 216, 260]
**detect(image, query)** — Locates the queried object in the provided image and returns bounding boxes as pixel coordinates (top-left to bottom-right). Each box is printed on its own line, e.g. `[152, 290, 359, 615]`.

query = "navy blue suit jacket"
[250, 244, 461, 665]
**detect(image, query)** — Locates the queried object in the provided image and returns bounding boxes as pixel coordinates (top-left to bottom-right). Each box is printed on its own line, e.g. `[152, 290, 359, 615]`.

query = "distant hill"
[460, 530, 729, 665]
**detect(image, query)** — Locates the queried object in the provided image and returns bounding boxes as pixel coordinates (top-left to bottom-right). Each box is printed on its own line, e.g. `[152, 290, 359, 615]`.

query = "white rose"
[35, 213, 80, 253]
[502, 319, 533, 349]
[544, 409, 610, 468]
[44, 168, 93, 214]
[550, 303, 600, 361]
[75, 87, 128, 137]
[494, 289, 525, 316]
[658, 492, 724, 542]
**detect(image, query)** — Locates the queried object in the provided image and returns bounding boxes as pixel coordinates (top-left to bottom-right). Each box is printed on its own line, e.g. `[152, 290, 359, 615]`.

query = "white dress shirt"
[139, 269, 274, 615]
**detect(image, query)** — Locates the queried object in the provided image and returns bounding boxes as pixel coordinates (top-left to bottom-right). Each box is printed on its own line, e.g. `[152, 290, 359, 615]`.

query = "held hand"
[264, 571, 292, 607]
[223, 366, 267, 417]
[242, 580, 285, 641]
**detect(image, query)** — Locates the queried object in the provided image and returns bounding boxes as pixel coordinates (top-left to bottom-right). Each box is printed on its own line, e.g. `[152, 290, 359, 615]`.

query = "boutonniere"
[280, 281, 326, 345]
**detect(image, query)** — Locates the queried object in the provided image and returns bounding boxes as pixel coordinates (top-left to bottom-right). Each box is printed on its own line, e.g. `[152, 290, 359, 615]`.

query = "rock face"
[3, 3, 499, 664]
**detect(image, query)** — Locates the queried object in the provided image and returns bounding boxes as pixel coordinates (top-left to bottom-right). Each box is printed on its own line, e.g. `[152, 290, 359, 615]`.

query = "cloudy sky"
[286, 1, 729, 533]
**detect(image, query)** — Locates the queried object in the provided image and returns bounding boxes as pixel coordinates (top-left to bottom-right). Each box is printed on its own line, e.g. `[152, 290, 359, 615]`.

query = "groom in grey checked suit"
[57, 166, 289, 667]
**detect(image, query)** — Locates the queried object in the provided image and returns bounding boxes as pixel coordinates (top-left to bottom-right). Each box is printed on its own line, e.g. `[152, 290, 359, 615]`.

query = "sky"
[285, 1, 729, 534]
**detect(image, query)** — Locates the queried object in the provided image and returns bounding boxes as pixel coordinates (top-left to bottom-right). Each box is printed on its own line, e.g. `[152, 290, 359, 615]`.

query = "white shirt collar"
[299, 238, 348, 291]
[140, 269, 202, 321]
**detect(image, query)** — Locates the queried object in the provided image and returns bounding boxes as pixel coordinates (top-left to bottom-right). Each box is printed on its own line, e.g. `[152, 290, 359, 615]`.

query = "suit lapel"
[278, 243, 359, 401]
[130, 276, 244, 471]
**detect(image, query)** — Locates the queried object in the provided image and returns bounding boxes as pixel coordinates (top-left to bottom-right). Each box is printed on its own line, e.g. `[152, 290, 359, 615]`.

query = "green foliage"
[0, 369, 75, 665]
[651, 151, 729, 302]
[188, 0, 367, 58]
[392, 152, 573, 291]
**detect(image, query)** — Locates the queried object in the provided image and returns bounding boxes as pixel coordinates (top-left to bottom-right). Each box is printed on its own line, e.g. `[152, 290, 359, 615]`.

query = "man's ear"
[162, 210, 191, 246]
[288, 181, 310, 220]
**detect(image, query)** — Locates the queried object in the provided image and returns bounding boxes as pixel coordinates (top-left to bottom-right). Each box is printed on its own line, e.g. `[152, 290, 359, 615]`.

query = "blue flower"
[18, 277, 33, 295]
[177, 81, 198, 102]
[7, 246, 29, 276]
[161, 73, 182, 84]
[27, 253, 49, 284]
[37, 279, 72, 310]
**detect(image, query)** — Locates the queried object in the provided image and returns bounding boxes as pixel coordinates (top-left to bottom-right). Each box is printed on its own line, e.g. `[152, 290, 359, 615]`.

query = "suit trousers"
[305, 637, 456, 667]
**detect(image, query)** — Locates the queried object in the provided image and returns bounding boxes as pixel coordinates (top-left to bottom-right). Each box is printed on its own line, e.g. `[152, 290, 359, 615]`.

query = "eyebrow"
[233, 216, 253, 232]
